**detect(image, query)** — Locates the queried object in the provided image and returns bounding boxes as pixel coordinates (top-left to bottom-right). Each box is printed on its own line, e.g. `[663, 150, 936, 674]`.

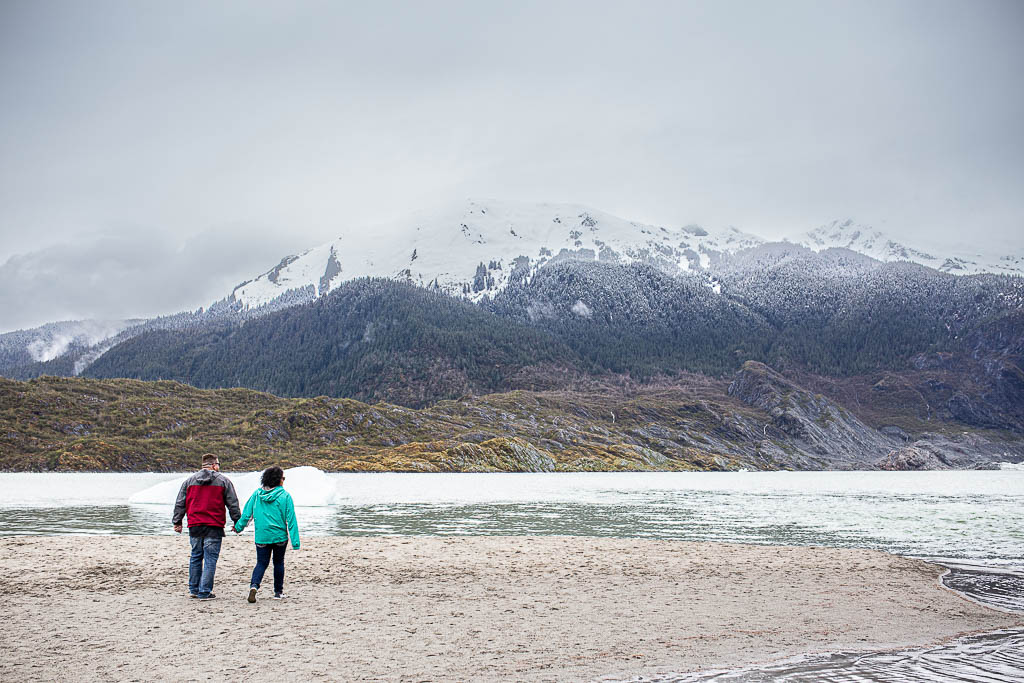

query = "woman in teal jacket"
[234, 466, 300, 602]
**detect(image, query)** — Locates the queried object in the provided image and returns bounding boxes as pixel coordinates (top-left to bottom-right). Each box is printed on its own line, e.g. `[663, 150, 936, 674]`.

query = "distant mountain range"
[3, 199, 1021, 380]
[2, 199, 1022, 470]
[220, 200, 1024, 310]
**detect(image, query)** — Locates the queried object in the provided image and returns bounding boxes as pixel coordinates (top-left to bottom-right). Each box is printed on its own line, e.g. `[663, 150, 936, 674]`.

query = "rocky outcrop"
[727, 361, 1024, 469]
[882, 433, 1023, 470]
[481, 437, 556, 472]
[878, 446, 950, 470]
[439, 437, 556, 472]
[728, 361, 897, 468]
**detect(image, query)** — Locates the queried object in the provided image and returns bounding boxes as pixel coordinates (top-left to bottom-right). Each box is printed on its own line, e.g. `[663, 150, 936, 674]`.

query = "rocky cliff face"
[727, 361, 898, 468]
[727, 361, 1024, 469]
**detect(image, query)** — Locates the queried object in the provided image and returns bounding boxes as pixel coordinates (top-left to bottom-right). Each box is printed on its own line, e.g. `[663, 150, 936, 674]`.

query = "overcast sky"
[1, 0, 1022, 332]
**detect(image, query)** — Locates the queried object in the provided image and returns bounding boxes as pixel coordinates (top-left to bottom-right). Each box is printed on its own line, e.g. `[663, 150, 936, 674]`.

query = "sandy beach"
[4, 536, 1019, 682]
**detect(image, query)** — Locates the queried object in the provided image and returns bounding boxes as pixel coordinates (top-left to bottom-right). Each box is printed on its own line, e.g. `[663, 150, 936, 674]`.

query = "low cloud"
[0, 224, 303, 332]
[23, 319, 136, 362]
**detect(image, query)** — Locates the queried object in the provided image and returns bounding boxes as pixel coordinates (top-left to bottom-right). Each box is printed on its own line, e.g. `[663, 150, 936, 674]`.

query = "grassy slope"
[4, 373, 1018, 473]
[0, 375, 767, 472]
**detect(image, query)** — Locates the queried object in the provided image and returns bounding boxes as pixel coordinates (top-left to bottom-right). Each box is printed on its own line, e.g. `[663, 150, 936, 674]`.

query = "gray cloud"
[1, 0, 1022, 329]
[0, 223, 302, 331]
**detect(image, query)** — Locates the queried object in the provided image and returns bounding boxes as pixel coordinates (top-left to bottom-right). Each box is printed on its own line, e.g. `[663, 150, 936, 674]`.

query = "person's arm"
[233, 491, 256, 533]
[223, 476, 242, 523]
[285, 493, 300, 550]
[171, 478, 188, 531]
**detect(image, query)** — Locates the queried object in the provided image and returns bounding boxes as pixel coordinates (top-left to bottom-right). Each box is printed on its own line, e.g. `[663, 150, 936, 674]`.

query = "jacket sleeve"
[171, 477, 189, 525]
[223, 477, 242, 522]
[234, 491, 255, 533]
[285, 493, 300, 549]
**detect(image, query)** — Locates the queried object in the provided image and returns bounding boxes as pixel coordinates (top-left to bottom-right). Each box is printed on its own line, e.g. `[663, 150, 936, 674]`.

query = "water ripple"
[625, 629, 1024, 682]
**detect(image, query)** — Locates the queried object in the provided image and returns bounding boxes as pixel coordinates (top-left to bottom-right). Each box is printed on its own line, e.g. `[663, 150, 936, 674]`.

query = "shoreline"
[4, 536, 1021, 681]
[936, 566, 1014, 614]
[3, 461, 1023, 473]
[613, 625, 1024, 682]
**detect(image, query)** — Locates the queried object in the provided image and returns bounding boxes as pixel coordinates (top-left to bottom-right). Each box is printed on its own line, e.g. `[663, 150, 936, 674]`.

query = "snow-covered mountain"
[798, 219, 1023, 276]
[3, 198, 1020, 380]
[225, 199, 765, 309]
[221, 199, 1022, 312]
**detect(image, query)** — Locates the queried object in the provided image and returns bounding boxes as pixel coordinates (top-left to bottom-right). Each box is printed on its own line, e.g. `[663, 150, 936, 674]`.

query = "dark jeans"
[189, 535, 222, 597]
[250, 543, 286, 594]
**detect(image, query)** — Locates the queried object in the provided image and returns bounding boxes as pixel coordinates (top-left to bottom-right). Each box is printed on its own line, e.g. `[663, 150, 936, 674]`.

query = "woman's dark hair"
[261, 466, 284, 488]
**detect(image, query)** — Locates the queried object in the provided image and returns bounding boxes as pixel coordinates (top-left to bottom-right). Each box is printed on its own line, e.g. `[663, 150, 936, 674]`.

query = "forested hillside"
[85, 280, 580, 406]
[80, 254, 1024, 433]
[490, 261, 771, 378]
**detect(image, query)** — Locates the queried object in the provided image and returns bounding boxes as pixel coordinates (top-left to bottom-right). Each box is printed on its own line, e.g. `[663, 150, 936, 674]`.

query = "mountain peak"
[219, 199, 768, 310]
[217, 200, 1022, 313]
[796, 219, 1018, 276]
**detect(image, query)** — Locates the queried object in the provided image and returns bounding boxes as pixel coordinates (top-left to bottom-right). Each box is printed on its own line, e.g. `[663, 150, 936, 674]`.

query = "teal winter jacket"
[234, 486, 300, 549]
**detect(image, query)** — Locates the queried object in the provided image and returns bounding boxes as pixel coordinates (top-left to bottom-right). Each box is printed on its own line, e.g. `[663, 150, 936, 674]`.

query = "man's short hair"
[202, 453, 219, 466]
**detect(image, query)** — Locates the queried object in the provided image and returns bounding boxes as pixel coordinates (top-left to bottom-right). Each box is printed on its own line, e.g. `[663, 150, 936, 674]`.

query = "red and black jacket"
[172, 468, 242, 529]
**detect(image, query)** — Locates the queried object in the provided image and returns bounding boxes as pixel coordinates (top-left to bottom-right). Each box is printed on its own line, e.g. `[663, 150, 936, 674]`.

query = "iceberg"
[128, 466, 338, 507]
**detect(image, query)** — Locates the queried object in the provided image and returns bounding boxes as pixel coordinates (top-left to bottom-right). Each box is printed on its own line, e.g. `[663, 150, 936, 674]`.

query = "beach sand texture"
[4, 536, 1019, 681]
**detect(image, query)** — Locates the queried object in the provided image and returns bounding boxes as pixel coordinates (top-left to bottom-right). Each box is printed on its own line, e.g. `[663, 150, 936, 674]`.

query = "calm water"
[1, 469, 1021, 681]
[1, 470, 1020, 567]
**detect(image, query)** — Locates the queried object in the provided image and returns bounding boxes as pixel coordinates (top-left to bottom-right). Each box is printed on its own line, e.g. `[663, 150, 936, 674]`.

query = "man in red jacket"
[172, 453, 241, 600]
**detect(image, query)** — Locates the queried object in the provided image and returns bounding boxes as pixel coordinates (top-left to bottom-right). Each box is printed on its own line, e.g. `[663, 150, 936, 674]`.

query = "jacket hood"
[194, 468, 218, 484]
[257, 486, 287, 503]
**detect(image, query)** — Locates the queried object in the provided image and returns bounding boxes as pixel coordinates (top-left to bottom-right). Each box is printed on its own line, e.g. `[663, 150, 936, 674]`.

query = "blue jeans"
[250, 543, 286, 594]
[189, 536, 222, 597]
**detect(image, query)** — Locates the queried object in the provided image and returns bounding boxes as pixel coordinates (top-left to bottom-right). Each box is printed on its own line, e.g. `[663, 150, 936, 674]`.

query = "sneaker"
[189, 593, 198, 599]
[247, 587, 258, 603]
[273, 592, 284, 600]
[197, 593, 217, 601]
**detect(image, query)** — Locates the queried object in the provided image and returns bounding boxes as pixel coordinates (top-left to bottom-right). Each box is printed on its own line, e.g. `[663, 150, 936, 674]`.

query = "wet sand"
[3, 536, 1019, 681]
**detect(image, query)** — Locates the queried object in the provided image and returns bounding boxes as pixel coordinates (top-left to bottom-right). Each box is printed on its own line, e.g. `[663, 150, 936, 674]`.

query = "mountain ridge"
[221, 199, 1022, 313]
[1, 198, 1021, 382]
